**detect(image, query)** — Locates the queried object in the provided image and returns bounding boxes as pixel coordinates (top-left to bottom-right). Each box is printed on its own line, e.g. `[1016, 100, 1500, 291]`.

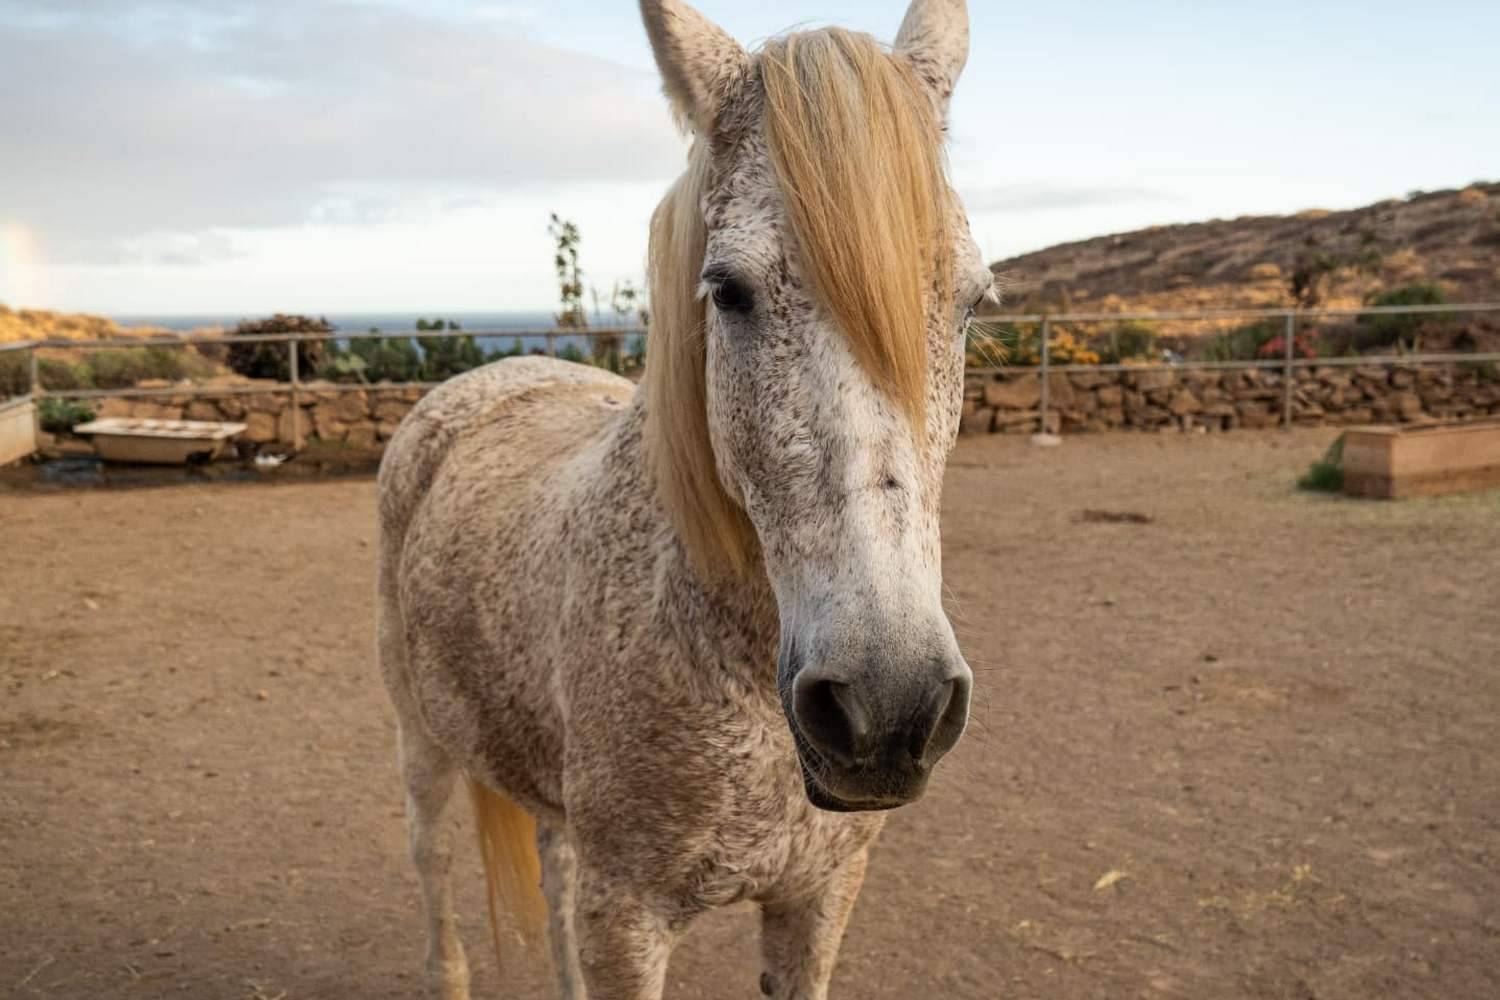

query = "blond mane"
[645, 28, 954, 576]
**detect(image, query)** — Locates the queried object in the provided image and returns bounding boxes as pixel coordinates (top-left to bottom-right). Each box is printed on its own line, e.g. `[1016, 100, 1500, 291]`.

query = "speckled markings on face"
[376, 3, 989, 999]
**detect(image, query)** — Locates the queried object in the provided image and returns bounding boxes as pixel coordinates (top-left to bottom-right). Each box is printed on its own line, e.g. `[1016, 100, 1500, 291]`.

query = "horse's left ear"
[639, 0, 750, 137]
[895, 0, 970, 112]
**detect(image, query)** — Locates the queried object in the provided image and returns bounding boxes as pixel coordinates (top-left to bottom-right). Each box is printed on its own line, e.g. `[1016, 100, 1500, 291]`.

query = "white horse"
[376, 1, 993, 997]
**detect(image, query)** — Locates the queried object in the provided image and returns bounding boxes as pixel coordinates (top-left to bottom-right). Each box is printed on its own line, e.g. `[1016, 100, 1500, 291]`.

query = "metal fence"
[3, 303, 1499, 442]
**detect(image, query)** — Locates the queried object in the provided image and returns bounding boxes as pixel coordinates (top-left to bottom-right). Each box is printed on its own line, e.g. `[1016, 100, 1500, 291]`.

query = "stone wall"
[85, 363, 1500, 452]
[962, 363, 1500, 435]
[94, 377, 424, 451]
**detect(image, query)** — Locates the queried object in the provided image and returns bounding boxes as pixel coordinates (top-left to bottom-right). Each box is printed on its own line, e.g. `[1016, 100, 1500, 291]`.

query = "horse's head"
[641, 0, 992, 812]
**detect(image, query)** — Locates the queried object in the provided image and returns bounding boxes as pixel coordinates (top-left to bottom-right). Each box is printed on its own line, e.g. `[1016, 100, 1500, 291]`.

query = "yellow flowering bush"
[966, 325, 1100, 368]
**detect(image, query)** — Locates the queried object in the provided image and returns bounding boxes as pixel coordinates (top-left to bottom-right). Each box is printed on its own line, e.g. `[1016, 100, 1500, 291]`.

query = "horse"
[376, 1, 993, 997]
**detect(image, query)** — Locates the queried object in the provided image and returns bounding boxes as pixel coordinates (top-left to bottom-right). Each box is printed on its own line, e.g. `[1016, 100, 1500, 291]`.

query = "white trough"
[74, 417, 247, 465]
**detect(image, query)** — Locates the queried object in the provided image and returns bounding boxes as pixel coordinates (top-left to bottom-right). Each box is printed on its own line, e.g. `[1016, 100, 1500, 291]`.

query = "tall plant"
[549, 214, 588, 331]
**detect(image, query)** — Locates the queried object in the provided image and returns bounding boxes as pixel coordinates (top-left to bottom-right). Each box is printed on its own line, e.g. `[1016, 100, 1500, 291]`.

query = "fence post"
[288, 337, 303, 452]
[1038, 316, 1051, 435]
[29, 345, 41, 401]
[547, 333, 557, 359]
[1281, 312, 1296, 429]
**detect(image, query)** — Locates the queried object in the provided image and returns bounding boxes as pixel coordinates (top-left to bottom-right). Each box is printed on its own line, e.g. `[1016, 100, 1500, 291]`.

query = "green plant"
[1, 352, 32, 396]
[549, 214, 588, 330]
[1357, 284, 1447, 353]
[1202, 321, 1278, 363]
[418, 332, 488, 381]
[1298, 436, 1346, 493]
[349, 336, 423, 383]
[557, 343, 587, 364]
[225, 314, 332, 381]
[37, 397, 95, 433]
[1459, 359, 1500, 384]
[37, 357, 92, 390]
[85, 346, 218, 388]
[1103, 321, 1157, 363]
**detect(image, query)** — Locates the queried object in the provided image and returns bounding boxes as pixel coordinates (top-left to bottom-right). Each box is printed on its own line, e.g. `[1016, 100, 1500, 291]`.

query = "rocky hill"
[987, 182, 1500, 322]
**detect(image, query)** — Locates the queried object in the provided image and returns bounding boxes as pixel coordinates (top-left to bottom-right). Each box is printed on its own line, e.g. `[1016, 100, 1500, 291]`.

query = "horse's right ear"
[639, 0, 749, 137]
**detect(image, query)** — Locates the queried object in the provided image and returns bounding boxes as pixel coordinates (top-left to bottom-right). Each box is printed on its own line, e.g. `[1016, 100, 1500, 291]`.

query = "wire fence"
[3, 303, 1499, 439]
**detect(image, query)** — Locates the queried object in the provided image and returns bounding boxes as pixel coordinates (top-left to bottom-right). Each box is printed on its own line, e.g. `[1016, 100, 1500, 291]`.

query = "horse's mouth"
[795, 745, 928, 813]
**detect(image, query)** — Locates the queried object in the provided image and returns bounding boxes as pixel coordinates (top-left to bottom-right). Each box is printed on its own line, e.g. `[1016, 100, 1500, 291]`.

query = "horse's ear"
[639, 0, 750, 137]
[895, 0, 970, 112]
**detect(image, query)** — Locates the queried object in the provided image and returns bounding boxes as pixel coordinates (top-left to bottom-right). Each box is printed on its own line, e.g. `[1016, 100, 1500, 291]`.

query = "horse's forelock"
[644, 28, 954, 577]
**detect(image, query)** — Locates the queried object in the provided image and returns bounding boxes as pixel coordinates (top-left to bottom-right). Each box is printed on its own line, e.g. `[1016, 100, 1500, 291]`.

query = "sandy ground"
[2, 429, 1498, 1000]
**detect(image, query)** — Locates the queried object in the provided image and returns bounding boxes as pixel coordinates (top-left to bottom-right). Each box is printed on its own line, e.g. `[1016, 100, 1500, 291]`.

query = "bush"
[418, 334, 488, 381]
[37, 357, 93, 390]
[1357, 284, 1446, 352]
[38, 397, 95, 433]
[0, 352, 29, 397]
[85, 346, 218, 389]
[1202, 322, 1279, 362]
[1298, 436, 1345, 493]
[1257, 333, 1318, 360]
[964, 322, 1101, 367]
[226, 314, 332, 381]
[1101, 322, 1157, 363]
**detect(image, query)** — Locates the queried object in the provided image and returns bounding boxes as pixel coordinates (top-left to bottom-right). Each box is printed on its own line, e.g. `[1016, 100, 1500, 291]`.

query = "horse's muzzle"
[784, 652, 972, 811]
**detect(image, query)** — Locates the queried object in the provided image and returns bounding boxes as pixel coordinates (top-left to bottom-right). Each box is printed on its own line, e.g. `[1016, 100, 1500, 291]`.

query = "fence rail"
[4, 304, 1499, 439]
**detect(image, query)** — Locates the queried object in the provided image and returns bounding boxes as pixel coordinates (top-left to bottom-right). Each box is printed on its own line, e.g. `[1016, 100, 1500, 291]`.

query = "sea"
[110, 311, 635, 355]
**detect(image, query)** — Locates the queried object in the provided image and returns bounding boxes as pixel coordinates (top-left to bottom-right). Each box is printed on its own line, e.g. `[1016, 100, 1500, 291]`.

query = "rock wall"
[962, 363, 1500, 435]
[94, 377, 424, 451]
[88, 363, 1500, 452]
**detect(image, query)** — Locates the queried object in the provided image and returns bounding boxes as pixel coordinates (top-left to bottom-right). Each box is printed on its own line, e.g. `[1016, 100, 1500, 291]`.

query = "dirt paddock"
[3, 429, 1498, 999]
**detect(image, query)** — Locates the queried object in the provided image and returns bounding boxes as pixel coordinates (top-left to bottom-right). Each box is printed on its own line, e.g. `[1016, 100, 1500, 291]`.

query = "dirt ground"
[3, 429, 1498, 1000]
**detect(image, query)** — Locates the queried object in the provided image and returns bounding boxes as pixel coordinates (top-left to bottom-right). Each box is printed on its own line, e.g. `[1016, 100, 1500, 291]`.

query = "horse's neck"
[595, 395, 781, 690]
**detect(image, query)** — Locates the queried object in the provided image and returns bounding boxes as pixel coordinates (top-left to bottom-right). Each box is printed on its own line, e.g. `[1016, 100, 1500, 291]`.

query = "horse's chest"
[685, 743, 884, 908]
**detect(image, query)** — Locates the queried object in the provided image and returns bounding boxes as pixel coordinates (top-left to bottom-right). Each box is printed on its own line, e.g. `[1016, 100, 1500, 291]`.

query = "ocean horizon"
[112, 311, 581, 334]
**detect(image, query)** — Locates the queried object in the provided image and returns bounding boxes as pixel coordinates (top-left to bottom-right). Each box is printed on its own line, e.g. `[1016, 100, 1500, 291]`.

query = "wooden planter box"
[1342, 420, 1500, 499]
[74, 417, 247, 465]
[0, 398, 37, 466]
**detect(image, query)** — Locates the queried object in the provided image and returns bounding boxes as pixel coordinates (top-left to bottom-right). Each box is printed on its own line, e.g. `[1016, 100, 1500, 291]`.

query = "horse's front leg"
[758, 848, 869, 1000]
[573, 874, 677, 1000]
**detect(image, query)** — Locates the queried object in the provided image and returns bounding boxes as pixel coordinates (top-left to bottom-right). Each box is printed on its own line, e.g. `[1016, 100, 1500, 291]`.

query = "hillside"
[987, 182, 1500, 322]
[0, 304, 169, 345]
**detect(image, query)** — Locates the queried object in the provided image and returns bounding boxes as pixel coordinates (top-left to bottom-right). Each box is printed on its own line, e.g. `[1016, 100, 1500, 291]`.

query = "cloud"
[0, 0, 684, 267]
[960, 182, 1179, 214]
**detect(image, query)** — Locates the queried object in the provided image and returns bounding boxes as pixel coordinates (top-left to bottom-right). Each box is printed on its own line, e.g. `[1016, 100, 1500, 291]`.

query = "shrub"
[0, 352, 29, 397]
[1257, 333, 1318, 360]
[225, 314, 332, 381]
[1298, 436, 1345, 493]
[85, 346, 218, 389]
[964, 322, 1100, 367]
[347, 336, 422, 383]
[1203, 322, 1279, 362]
[418, 334, 488, 381]
[38, 397, 95, 433]
[1357, 284, 1446, 352]
[1102, 322, 1157, 363]
[37, 357, 93, 390]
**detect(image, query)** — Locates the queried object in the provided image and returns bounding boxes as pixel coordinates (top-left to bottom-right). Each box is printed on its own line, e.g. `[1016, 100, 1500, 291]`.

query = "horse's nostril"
[907, 678, 955, 761]
[794, 679, 872, 768]
[919, 672, 971, 767]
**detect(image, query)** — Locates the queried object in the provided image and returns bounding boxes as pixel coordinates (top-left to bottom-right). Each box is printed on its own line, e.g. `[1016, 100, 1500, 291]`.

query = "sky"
[1, 0, 1497, 317]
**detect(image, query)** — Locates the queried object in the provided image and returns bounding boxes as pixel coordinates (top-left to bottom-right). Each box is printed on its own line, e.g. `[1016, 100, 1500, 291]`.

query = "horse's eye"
[711, 278, 755, 314]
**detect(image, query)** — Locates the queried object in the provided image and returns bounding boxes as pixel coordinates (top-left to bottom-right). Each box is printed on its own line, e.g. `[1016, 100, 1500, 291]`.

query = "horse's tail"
[466, 776, 547, 965]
